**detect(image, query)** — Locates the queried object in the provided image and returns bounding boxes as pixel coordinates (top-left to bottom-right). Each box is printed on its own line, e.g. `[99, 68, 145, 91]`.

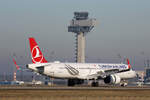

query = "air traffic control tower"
[68, 12, 96, 63]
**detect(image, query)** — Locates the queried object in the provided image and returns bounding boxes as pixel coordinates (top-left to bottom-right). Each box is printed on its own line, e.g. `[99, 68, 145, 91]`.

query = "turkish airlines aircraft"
[26, 37, 136, 86]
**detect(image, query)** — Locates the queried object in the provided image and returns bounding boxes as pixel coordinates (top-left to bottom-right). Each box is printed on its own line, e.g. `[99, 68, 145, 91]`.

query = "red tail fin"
[13, 58, 20, 70]
[29, 37, 47, 63]
[127, 58, 131, 69]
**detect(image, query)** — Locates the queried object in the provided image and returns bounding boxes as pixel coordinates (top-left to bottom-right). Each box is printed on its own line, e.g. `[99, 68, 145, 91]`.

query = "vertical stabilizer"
[29, 37, 47, 63]
[127, 58, 131, 69]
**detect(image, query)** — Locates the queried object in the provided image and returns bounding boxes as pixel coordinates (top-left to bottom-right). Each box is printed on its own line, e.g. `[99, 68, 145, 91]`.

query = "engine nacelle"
[104, 74, 121, 85]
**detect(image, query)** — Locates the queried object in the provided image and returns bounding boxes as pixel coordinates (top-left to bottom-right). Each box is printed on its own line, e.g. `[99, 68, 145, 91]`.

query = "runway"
[0, 86, 150, 100]
[0, 86, 150, 90]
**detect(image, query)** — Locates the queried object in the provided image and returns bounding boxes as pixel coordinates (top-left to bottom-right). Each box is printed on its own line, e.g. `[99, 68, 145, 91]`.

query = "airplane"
[26, 37, 136, 87]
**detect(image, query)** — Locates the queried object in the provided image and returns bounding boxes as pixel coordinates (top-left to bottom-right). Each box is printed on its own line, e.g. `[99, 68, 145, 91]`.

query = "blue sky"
[0, 0, 150, 73]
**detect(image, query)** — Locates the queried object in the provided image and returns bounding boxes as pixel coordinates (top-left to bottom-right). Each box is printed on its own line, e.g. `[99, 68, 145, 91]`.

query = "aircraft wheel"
[120, 83, 127, 87]
[68, 79, 75, 86]
[91, 81, 99, 87]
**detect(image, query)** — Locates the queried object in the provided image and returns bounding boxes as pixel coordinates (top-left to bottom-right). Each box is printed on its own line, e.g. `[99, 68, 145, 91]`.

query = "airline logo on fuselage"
[98, 65, 127, 69]
[65, 64, 79, 76]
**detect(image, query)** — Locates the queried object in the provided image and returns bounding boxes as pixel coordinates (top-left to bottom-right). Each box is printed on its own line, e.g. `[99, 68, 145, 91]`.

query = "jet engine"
[104, 74, 121, 84]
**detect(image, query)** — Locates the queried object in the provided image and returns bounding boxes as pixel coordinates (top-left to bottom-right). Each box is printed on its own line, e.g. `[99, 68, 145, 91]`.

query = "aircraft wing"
[104, 69, 120, 75]
[87, 69, 126, 80]
[87, 70, 106, 79]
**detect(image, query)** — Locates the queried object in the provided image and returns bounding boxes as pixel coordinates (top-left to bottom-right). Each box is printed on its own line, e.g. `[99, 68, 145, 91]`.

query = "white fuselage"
[27, 62, 136, 80]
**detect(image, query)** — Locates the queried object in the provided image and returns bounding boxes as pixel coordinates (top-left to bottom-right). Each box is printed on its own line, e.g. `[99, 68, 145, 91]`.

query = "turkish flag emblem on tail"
[29, 37, 47, 63]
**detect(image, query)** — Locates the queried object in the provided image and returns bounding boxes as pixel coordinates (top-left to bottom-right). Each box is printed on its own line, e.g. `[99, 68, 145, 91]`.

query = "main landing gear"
[120, 82, 128, 87]
[68, 79, 99, 87]
[91, 81, 99, 87]
[68, 79, 84, 86]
